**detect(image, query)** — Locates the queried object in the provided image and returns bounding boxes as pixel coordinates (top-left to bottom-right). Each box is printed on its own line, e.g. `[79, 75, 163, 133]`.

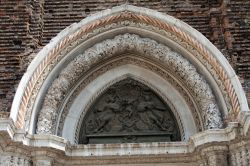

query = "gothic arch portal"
[5, 4, 250, 165]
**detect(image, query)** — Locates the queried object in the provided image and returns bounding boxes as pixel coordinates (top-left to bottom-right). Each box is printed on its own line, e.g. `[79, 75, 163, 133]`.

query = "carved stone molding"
[229, 141, 250, 166]
[0, 155, 32, 166]
[13, 5, 244, 131]
[199, 145, 228, 166]
[36, 34, 222, 136]
[59, 56, 197, 141]
[73, 74, 186, 143]
[2, 119, 250, 165]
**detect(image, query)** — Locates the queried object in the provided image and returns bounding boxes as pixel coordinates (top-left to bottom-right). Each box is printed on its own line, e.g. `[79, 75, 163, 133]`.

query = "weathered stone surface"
[1, 1, 250, 166]
[79, 78, 181, 144]
[0, 155, 32, 166]
[36, 34, 222, 135]
[1, 0, 250, 115]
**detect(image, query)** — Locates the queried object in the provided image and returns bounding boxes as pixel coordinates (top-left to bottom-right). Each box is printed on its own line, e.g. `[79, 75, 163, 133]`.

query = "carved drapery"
[79, 79, 181, 144]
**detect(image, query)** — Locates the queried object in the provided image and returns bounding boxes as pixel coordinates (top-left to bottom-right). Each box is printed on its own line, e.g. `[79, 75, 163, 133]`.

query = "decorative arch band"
[15, 6, 241, 129]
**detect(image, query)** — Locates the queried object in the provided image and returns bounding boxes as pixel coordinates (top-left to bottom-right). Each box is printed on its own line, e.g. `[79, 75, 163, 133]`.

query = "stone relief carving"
[72, 58, 195, 143]
[229, 141, 250, 166]
[36, 33, 222, 135]
[0, 156, 31, 166]
[79, 79, 180, 144]
[22, 13, 235, 134]
[26, 21, 229, 132]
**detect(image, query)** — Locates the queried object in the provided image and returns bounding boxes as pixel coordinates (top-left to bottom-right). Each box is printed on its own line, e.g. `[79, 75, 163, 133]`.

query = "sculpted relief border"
[27, 20, 227, 133]
[36, 34, 222, 136]
[74, 75, 183, 143]
[56, 57, 207, 138]
[62, 58, 193, 142]
[14, 8, 239, 131]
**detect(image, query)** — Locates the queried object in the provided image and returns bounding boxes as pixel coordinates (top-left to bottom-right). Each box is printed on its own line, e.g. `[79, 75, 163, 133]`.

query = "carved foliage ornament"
[79, 79, 181, 144]
[17, 10, 239, 130]
[68, 57, 193, 141]
[36, 34, 222, 135]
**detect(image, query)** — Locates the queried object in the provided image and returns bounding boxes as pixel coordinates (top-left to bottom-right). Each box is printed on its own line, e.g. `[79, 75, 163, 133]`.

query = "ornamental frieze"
[17, 8, 239, 132]
[36, 34, 222, 135]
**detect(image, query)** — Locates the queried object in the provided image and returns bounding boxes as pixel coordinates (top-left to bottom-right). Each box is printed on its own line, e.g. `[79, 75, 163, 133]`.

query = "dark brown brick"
[0, 0, 250, 112]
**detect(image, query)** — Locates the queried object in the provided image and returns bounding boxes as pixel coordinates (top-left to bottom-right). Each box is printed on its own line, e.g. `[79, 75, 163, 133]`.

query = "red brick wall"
[1, 0, 250, 112]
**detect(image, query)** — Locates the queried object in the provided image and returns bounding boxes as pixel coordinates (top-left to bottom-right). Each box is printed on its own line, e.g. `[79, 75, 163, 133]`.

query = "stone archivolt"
[14, 7, 243, 131]
[65, 56, 197, 142]
[2, 5, 249, 166]
[31, 21, 229, 131]
[36, 34, 222, 140]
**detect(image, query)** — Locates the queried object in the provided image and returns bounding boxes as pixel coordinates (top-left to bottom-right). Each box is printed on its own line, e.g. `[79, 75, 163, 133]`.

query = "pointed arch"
[61, 64, 197, 143]
[10, 5, 248, 142]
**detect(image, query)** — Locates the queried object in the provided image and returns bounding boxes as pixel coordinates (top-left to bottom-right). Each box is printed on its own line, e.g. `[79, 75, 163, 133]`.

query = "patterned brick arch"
[10, 5, 248, 135]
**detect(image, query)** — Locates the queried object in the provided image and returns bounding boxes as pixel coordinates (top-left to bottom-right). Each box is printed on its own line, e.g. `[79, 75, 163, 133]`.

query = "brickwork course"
[0, 0, 250, 112]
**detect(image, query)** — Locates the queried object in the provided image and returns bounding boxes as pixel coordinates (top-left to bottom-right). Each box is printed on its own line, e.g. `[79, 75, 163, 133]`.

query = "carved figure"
[88, 94, 119, 133]
[80, 79, 180, 144]
[136, 94, 174, 132]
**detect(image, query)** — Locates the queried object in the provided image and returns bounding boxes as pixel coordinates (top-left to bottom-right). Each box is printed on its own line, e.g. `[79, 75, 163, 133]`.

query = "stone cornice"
[0, 118, 248, 157]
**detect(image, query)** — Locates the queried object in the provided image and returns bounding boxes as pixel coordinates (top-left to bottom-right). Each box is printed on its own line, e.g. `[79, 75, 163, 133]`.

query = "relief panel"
[79, 79, 181, 144]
